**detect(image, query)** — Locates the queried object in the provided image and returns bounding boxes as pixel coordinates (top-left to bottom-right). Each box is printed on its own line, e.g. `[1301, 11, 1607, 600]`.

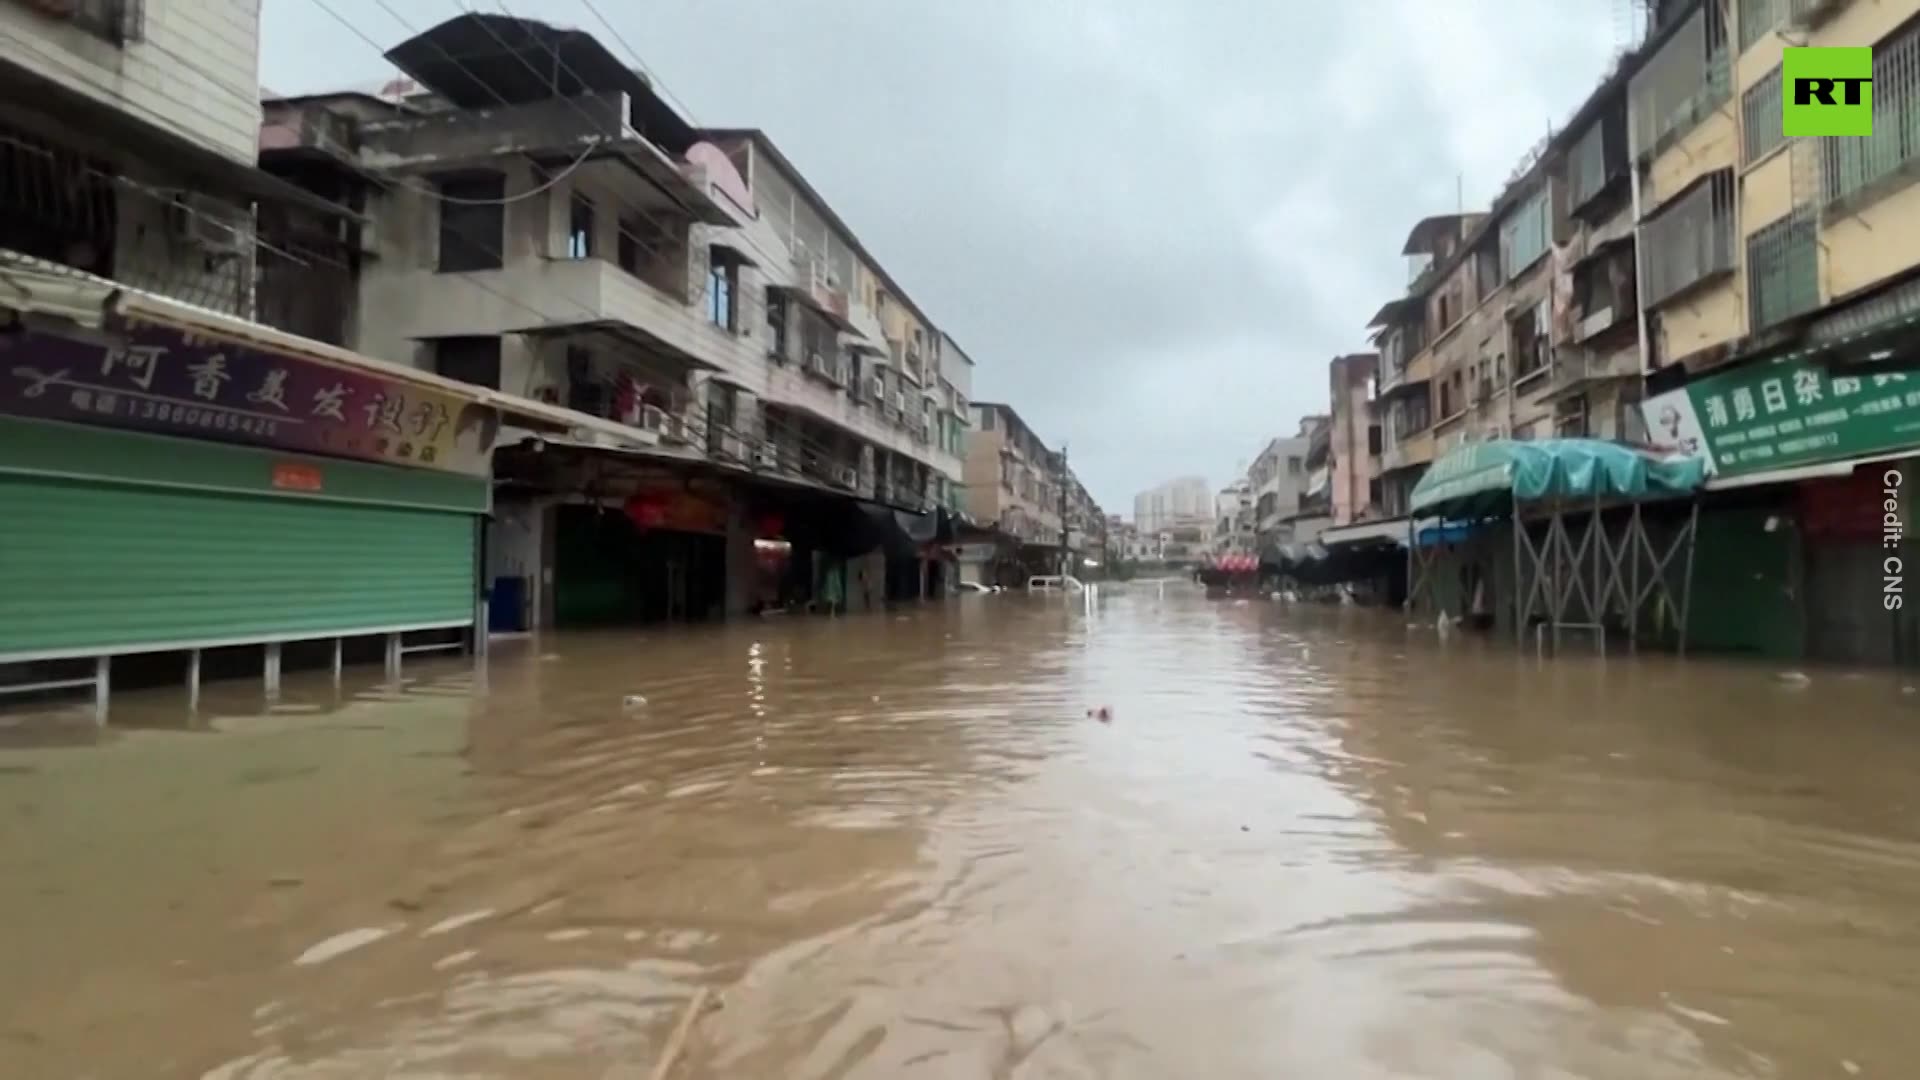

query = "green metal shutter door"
[0, 475, 475, 657]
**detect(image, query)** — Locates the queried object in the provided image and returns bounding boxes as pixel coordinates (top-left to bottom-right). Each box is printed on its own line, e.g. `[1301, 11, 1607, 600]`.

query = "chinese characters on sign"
[1640, 357, 1920, 478]
[1, 318, 499, 476]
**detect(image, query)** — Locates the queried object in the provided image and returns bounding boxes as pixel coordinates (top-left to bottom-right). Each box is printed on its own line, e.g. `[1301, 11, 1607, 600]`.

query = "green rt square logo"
[1784, 47, 1873, 136]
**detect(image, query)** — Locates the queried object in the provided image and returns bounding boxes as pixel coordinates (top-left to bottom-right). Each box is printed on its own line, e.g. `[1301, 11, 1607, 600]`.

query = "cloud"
[260, 0, 1624, 511]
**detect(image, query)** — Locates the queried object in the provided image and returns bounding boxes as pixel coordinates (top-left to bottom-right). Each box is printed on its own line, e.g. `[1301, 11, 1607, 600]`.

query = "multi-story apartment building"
[262, 14, 961, 518]
[1133, 475, 1212, 538]
[1213, 480, 1255, 553]
[1328, 353, 1382, 526]
[1248, 434, 1312, 547]
[964, 402, 1063, 547]
[936, 332, 975, 514]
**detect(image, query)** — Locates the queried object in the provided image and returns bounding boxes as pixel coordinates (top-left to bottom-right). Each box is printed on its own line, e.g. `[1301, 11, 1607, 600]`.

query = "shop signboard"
[1, 316, 498, 476]
[1639, 356, 1920, 478]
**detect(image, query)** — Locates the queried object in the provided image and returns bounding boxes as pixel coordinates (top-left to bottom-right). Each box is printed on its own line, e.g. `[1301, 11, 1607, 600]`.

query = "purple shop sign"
[0, 317, 499, 476]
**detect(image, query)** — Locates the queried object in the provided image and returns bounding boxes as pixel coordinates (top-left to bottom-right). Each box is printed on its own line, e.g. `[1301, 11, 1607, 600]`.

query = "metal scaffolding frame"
[1409, 493, 1701, 656]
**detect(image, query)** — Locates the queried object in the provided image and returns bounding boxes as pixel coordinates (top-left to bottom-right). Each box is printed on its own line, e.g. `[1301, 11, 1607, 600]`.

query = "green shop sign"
[1639, 357, 1920, 478]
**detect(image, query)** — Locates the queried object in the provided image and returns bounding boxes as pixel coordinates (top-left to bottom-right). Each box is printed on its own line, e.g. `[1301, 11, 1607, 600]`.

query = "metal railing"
[1742, 67, 1784, 165]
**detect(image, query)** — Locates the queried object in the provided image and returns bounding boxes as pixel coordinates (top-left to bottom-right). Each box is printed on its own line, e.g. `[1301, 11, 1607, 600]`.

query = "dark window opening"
[433, 336, 502, 390]
[567, 193, 594, 260]
[617, 216, 641, 274]
[566, 346, 606, 416]
[435, 172, 504, 273]
[0, 127, 117, 278]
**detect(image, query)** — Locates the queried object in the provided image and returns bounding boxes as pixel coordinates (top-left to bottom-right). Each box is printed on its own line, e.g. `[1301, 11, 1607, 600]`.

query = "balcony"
[384, 256, 758, 385]
[1378, 429, 1436, 473]
[1378, 347, 1434, 396]
[773, 255, 855, 331]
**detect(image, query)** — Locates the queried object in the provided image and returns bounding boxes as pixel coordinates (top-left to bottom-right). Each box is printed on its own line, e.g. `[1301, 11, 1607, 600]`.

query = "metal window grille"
[1630, 5, 1731, 158]
[1568, 120, 1608, 208]
[1746, 206, 1819, 329]
[1643, 170, 1736, 306]
[1820, 17, 1920, 207]
[1500, 190, 1550, 278]
[1736, 0, 1785, 54]
[1743, 67, 1785, 163]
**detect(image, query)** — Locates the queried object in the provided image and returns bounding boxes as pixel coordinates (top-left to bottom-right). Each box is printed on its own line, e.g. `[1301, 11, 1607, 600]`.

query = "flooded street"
[6, 586, 1920, 1078]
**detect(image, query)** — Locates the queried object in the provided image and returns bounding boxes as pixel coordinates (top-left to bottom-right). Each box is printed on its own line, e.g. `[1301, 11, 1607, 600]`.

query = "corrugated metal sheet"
[0, 475, 475, 659]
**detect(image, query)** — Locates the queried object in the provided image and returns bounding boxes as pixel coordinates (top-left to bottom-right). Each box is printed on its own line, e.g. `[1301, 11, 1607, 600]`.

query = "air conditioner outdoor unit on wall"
[174, 193, 249, 257]
[754, 443, 778, 468]
[838, 466, 859, 488]
[868, 375, 886, 402]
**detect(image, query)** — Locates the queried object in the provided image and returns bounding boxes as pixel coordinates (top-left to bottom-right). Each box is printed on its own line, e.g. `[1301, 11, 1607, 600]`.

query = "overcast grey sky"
[261, 0, 1626, 513]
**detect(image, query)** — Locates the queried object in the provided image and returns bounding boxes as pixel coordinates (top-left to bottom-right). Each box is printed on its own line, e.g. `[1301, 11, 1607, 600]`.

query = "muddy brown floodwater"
[5, 585, 1920, 1078]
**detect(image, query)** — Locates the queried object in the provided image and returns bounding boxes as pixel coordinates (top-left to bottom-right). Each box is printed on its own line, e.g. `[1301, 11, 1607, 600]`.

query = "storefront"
[1640, 316, 1920, 665]
[0, 304, 500, 708]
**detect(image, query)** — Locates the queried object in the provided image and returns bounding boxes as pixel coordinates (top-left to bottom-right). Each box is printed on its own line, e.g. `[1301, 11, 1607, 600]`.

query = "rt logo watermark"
[1784, 47, 1873, 137]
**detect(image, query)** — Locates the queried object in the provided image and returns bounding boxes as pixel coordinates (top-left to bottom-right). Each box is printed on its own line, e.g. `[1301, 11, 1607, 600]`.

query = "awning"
[1318, 517, 1415, 548]
[385, 13, 696, 153]
[496, 318, 718, 373]
[1411, 437, 1706, 517]
[709, 238, 760, 269]
[1367, 296, 1422, 329]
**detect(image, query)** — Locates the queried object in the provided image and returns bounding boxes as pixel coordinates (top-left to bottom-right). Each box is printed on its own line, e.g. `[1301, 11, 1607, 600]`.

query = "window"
[765, 288, 788, 359]
[433, 336, 502, 390]
[1499, 190, 1549, 278]
[1629, 4, 1730, 159]
[1512, 301, 1549, 380]
[1367, 425, 1383, 456]
[66, 0, 133, 44]
[567, 193, 594, 259]
[1435, 288, 1458, 332]
[435, 172, 504, 273]
[1286, 456, 1302, 475]
[564, 347, 605, 416]
[1643, 170, 1736, 307]
[1567, 117, 1610, 211]
[1747, 206, 1819, 330]
[1474, 245, 1503, 298]
[1736, 0, 1785, 54]
[617, 216, 641, 274]
[708, 261, 736, 332]
[1742, 67, 1784, 164]
[1820, 19, 1920, 210]
[980, 407, 997, 431]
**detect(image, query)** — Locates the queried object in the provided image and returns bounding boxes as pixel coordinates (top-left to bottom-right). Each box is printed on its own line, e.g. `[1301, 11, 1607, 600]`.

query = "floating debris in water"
[423, 909, 494, 937]
[622, 694, 649, 708]
[294, 926, 393, 967]
[432, 950, 478, 971]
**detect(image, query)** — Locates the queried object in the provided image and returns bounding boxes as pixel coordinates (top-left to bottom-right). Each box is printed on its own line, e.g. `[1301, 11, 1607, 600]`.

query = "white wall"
[2, 0, 264, 164]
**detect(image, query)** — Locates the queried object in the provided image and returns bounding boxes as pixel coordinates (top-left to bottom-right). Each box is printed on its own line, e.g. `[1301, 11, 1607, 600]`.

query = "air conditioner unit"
[754, 443, 778, 468]
[891, 392, 907, 414]
[638, 403, 667, 432]
[837, 466, 859, 488]
[662, 413, 690, 445]
[1787, 0, 1846, 29]
[174, 193, 249, 257]
[807, 351, 828, 376]
[720, 434, 745, 462]
[867, 375, 886, 402]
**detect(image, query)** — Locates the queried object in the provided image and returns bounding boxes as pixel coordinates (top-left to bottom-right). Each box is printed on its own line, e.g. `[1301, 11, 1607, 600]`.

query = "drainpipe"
[1628, 112, 1653, 382]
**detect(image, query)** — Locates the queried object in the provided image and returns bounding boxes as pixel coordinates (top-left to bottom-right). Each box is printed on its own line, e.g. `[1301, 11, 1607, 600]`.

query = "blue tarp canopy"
[1410, 438, 1706, 517]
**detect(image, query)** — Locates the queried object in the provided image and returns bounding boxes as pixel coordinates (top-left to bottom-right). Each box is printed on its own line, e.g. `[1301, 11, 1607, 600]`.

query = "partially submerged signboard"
[1639, 357, 1920, 478]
